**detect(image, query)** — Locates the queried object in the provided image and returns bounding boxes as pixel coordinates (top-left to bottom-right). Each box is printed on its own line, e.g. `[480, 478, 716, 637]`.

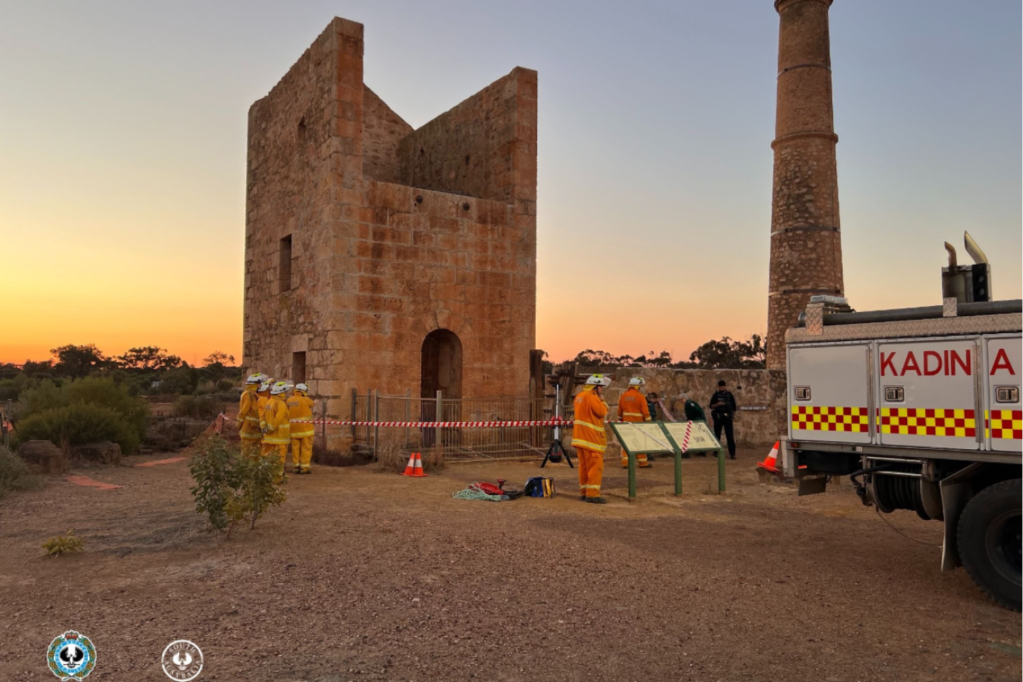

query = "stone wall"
[244, 17, 537, 452]
[580, 368, 788, 448]
[362, 87, 412, 183]
[398, 68, 538, 208]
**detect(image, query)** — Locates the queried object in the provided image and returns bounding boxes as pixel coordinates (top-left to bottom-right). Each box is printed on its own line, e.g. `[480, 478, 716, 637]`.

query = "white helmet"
[628, 377, 646, 387]
[258, 380, 272, 392]
[246, 373, 264, 385]
[585, 374, 611, 388]
[270, 381, 289, 396]
[294, 383, 308, 393]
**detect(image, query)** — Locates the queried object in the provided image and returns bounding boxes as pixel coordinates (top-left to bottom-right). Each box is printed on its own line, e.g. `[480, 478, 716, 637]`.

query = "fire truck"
[779, 233, 1021, 610]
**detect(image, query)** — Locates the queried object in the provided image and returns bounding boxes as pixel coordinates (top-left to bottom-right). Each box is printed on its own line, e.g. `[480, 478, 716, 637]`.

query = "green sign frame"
[607, 420, 724, 501]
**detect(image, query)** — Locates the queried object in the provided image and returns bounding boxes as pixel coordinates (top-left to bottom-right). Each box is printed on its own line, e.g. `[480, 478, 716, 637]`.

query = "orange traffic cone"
[757, 441, 780, 473]
[402, 452, 428, 478]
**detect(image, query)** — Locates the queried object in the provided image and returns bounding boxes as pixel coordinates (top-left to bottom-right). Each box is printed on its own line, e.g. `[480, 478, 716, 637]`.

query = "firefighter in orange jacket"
[618, 376, 653, 468]
[571, 374, 610, 504]
[287, 383, 316, 475]
[261, 381, 291, 476]
[237, 373, 264, 457]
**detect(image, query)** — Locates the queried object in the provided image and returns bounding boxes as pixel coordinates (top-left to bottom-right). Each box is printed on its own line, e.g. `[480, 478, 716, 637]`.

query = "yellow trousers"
[577, 447, 604, 498]
[290, 436, 313, 472]
[621, 452, 650, 468]
[240, 436, 262, 459]
[261, 442, 288, 467]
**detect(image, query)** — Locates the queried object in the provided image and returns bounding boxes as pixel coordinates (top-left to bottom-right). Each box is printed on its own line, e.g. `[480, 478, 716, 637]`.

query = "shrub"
[189, 435, 286, 537]
[188, 435, 241, 531]
[64, 376, 149, 439]
[173, 395, 221, 420]
[0, 445, 42, 499]
[195, 380, 217, 395]
[42, 529, 84, 556]
[17, 379, 65, 416]
[17, 404, 140, 454]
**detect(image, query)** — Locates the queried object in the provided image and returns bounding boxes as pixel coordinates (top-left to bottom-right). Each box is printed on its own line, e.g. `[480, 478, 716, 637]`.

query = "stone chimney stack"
[767, 0, 844, 369]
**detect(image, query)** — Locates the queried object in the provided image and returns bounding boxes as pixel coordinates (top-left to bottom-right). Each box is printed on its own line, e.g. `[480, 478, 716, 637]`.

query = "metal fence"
[350, 389, 624, 462]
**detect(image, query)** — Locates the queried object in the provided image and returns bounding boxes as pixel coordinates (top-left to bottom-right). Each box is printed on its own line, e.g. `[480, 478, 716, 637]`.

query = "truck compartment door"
[877, 339, 979, 451]
[788, 343, 871, 444]
[985, 335, 1021, 454]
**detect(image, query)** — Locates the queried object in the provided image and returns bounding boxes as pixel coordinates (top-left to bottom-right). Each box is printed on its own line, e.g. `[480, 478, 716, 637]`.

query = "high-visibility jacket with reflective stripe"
[257, 393, 269, 429]
[262, 396, 291, 445]
[238, 387, 263, 439]
[287, 392, 316, 438]
[618, 387, 651, 423]
[571, 389, 608, 453]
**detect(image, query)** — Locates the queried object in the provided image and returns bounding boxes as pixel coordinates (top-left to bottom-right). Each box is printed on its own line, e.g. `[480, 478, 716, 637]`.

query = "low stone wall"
[598, 368, 787, 448]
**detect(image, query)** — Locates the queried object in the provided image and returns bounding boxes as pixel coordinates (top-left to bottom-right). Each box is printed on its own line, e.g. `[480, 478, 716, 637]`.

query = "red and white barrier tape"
[679, 420, 693, 454]
[292, 418, 574, 428]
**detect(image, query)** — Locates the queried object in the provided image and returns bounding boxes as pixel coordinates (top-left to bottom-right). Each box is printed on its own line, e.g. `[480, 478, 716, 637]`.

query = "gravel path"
[0, 449, 1018, 681]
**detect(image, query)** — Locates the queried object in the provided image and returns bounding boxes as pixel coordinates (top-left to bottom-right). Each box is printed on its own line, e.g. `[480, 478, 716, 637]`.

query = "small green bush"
[42, 529, 84, 556]
[17, 404, 140, 454]
[0, 445, 42, 499]
[189, 435, 286, 537]
[173, 395, 221, 420]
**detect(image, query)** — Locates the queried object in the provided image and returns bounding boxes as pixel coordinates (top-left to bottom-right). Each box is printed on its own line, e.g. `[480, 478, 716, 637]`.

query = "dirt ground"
[0, 448, 1019, 682]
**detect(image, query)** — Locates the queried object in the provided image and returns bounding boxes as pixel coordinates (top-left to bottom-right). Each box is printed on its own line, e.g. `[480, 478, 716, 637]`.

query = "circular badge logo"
[47, 631, 97, 680]
[161, 640, 204, 681]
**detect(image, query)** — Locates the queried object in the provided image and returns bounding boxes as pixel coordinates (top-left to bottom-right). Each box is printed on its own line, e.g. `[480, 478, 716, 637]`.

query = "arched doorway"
[421, 329, 462, 400]
[421, 330, 462, 447]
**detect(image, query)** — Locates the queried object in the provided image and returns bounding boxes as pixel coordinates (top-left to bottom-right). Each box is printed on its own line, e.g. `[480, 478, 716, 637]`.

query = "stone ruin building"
[243, 17, 538, 448]
[767, 0, 845, 369]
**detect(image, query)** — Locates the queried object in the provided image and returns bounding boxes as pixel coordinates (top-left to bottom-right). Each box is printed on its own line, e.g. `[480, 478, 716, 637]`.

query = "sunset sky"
[1, 0, 1020, 366]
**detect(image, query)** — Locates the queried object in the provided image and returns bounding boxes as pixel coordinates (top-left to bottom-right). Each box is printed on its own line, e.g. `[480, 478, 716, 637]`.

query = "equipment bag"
[524, 477, 556, 498]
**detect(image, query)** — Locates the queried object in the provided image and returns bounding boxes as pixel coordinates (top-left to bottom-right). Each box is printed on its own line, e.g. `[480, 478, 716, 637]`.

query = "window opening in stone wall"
[279, 235, 292, 292]
[292, 352, 306, 385]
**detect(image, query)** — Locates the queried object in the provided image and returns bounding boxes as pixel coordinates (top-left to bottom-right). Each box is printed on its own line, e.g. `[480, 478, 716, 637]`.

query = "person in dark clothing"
[676, 392, 708, 458]
[645, 392, 659, 422]
[709, 380, 738, 459]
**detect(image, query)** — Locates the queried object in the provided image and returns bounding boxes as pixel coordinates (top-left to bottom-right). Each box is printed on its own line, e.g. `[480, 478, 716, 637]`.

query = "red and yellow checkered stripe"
[878, 408, 975, 438]
[791, 406, 869, 432]
[986, 410, 1022, 440]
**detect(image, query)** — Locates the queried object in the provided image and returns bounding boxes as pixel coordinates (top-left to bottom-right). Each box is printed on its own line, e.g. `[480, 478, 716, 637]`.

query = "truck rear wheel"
[957, 479, 1022, 611]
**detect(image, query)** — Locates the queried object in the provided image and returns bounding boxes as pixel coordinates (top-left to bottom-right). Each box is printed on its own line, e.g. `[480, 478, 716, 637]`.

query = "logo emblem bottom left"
[47, 630, 97, 680]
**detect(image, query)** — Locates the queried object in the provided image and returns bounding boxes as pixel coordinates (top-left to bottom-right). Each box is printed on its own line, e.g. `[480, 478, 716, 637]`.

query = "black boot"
[585, 497, 608, 505]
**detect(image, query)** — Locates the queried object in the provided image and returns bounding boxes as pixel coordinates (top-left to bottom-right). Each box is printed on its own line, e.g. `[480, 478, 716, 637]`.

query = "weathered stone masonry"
[767, 0, 844, 369]
[243, 18, 538, 449]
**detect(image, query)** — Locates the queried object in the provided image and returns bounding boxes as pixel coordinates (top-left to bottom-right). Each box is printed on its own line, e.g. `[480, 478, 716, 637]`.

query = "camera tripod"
[540, 383, 574, 469]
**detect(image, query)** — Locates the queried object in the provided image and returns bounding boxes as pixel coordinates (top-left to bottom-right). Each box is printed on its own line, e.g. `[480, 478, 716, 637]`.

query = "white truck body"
[787, 333, 1021, 457]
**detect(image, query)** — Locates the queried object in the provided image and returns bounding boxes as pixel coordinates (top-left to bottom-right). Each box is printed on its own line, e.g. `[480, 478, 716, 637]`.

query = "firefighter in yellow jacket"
[261, 381, 291, 475]
[256, 379, 272, 432]
[618, 376, 653, 468]
[287, 383, 316, 475]
[237, 373, 264, 457]
[571, 374, 610, 504]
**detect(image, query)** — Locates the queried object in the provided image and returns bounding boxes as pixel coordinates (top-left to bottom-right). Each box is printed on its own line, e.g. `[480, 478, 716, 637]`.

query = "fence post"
[372, 389, 379, 460]
[404, 389, 411, 449]
[436, 389, 443, 462]
[349, 388, 357, 441]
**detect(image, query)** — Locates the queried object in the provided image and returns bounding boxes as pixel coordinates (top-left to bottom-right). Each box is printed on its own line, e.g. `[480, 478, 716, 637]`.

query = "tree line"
[551, 335, 767, 371]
